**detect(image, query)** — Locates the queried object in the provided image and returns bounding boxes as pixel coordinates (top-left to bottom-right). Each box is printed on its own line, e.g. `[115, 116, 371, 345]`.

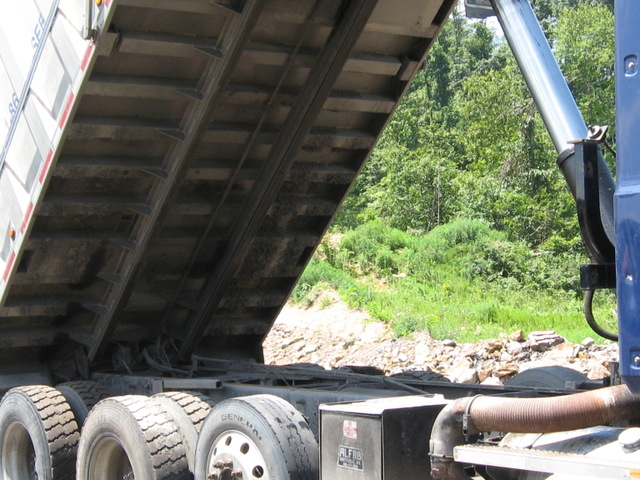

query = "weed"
[291, 220, 616, 344]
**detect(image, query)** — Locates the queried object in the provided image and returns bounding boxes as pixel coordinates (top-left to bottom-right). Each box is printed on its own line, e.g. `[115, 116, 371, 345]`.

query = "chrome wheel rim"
[207, 430, 270, 480]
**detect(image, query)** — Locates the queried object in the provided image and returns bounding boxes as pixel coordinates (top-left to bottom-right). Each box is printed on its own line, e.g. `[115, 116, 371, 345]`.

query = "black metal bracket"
[571, 141, 616, 264]
[580, 263, 616, 290]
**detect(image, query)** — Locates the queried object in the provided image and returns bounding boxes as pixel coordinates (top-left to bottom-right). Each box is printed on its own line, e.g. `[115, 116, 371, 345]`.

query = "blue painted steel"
[615, 0, 640, 392]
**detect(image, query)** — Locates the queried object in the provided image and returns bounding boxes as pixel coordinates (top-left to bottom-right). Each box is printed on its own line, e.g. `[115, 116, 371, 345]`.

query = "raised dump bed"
[0, 0, 454, 375]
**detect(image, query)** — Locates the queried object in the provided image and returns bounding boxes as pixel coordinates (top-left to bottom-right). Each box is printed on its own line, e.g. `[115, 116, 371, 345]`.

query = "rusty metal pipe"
[430, 384, 640, 480]
[430, 401, 473, 480]
[467, 384, 638, 433]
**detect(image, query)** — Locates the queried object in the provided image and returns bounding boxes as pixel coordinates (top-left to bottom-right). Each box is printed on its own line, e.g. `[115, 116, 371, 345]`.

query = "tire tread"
[153, 391, 214, 433]
[80, 395, 189, 480]
[2, 385, 80, 480]
[244, 395, 317, 480]
[196, 394, 318, 480]
[56, 381, 108, 425]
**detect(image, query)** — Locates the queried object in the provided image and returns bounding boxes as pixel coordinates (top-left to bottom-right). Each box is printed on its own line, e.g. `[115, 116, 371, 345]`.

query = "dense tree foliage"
[300, 2, 619, 341]
[335, 2, 615, 252]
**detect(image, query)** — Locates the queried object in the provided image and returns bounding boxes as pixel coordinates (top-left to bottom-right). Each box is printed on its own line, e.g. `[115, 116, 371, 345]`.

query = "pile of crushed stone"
[263, 295, 617, 385]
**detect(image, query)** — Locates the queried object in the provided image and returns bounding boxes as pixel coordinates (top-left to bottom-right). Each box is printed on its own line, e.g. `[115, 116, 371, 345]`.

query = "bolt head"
[620, 427, 640, 452]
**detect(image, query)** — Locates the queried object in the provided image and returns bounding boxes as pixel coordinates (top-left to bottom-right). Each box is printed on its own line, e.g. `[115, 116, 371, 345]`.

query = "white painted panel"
[0, 66, 13, 149]
[51, 12, 85, 76]
[25, 97, 58, 151]
[0, 1, 41, 87]
[30, 40, 69, 117]
[59, 0, 86, 33]
[0, 0, 117, 295]
[0, 171, 26, 229]
[4, 115, 40, 189]
[34, 0, 56, 13]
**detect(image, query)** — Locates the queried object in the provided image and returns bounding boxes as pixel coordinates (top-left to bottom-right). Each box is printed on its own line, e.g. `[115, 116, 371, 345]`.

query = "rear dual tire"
[195, 394, 319, 480]
[0, 388, 317, 480]
[0, 385, 80, 480]
[153, 391, 215, 474]
[76, 395, 191, 480]
[57, 381, 108, 426]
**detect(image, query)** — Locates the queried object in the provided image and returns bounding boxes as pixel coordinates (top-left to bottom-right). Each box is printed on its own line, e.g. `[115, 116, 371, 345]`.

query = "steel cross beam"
[178, 0, 381, 359]
[87, 0, 266, 361]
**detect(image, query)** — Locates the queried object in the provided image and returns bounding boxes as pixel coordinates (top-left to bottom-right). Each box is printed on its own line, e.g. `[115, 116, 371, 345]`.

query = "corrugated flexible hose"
[430, 384, 640, 480]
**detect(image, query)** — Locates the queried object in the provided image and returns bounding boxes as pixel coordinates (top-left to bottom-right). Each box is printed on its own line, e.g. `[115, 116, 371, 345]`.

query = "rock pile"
[263, 299, 618, 385]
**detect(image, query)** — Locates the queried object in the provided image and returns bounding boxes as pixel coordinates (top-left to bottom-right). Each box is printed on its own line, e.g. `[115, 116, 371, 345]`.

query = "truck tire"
[195, 394, 318, 480]
[57, 381, 108, 426]
[152, 391, 215, 474]
[0, 385, 80, 480]
[506, 366, 588, 390]
[76, 395, 189, 480]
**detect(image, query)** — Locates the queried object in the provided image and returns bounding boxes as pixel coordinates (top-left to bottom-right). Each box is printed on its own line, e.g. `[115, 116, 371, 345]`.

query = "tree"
[334, 2, 613, 252]
[553, 4, 615, 129]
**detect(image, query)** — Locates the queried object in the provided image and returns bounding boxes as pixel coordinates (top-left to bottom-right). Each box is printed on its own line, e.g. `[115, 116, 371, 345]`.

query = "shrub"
[291, 259, 354, 303]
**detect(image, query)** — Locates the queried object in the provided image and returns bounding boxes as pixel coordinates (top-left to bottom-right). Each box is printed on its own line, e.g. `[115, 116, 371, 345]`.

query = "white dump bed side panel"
[0, 0, 115, 302]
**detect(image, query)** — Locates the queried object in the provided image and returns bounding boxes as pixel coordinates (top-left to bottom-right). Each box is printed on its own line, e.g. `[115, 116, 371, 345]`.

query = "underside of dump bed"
[0, 0, 453, 373]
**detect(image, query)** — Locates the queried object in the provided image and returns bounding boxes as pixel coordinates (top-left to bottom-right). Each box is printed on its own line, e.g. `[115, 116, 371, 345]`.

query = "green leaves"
[291, 220, 610, 342]
[334, 3, 613, 251]
[554, 4, 614, 128]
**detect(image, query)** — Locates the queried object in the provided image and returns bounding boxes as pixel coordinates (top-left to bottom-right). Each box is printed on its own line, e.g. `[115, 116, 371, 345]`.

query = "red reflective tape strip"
[81, 44, 94, 71]
[3, 252, 16, 282]
[105, 0, 111, 7]
[39, 149, 54, 184]
[20, 202, 34, 234]
[58, 93, 75, 128]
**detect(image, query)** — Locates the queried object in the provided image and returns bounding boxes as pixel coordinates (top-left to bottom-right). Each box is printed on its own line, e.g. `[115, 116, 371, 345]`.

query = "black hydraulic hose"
[430, 384, 640, 480]
[584, 289, 618, 341]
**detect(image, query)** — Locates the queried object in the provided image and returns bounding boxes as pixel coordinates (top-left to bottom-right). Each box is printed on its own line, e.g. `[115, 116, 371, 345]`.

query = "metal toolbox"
[319, 395, 448, 480]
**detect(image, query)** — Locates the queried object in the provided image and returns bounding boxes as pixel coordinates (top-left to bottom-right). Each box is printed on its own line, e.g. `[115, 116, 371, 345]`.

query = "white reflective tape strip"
[81, 43, 94, 71]
[57, 92, 74, 128]
[39, 149, 54, 183]
[20, 202, 35, 235]
[3, 251, 16, 282]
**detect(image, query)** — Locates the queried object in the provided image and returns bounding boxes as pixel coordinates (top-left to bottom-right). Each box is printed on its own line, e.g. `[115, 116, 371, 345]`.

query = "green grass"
[292, 220, 617, 344]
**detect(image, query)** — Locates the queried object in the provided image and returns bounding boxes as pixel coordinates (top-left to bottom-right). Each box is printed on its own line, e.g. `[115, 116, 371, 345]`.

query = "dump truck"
[0, 0, 639, 479]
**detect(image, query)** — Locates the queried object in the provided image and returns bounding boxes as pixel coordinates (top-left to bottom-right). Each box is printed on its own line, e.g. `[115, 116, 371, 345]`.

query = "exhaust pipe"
[430, 384, 640, 480]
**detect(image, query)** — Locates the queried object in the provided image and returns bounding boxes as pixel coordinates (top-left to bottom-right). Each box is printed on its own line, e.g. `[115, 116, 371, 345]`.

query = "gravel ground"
[263, 292, 618, 385]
